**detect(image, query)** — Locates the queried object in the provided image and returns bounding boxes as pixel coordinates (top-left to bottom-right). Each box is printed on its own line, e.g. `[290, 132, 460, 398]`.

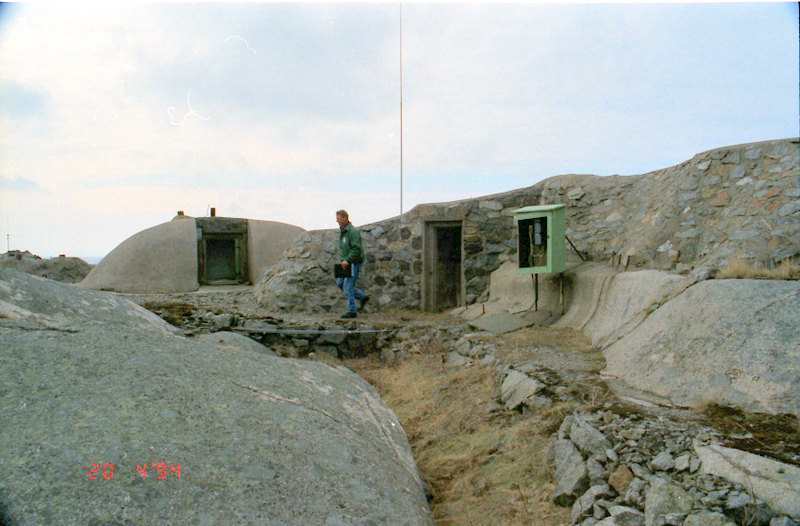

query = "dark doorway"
[206, 238, 237, 281]
[423, 221, 463, 311]
[196, 217, 249, 285]
[436, 226, 462, 309]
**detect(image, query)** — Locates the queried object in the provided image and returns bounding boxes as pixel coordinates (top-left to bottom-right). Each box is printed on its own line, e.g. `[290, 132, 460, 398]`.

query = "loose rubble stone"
[594, 501, 609, 520]
[500, 369, 546, 410]
[649, 451, 675, 472]
[572, 484, 615, 524]
[553, 439, 590, 506]
[683, 511, 736, 526]
[608, 505, 645, 526]
[609, 465, 635, 494]
[644, 478, 694, 526]
[571, 414, 612, 460]
[629, 464, 652, 481]
[447, 351, 470, 367]
[588, 457, 607, 484]
[559, 415, 576, 439]
[725, 491, 752, 509]
[695, 443, 800, 519]
[624, 478, 647, 507]
[673, 454, 690, 472]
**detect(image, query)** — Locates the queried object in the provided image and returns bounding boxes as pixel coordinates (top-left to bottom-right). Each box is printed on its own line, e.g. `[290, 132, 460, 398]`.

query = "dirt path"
[347, 324, 611, 526]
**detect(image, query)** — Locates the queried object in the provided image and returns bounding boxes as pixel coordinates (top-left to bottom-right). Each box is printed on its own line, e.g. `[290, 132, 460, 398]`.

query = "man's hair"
[336, 209, 349, 218]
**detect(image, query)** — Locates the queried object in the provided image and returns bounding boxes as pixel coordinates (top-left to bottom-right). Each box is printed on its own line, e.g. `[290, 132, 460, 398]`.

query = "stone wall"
[256, 138, 799, 313]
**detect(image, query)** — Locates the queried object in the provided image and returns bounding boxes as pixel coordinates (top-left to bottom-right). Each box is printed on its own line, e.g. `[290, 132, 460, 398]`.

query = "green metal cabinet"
[514, 204, 566, 274]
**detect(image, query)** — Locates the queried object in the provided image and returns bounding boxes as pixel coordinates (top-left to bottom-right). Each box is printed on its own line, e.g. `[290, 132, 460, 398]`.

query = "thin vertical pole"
[399, 2, 404, 222]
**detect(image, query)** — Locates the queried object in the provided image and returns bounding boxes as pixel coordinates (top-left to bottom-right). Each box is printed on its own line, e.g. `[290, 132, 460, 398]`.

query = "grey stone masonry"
[256, 138, 799, 312]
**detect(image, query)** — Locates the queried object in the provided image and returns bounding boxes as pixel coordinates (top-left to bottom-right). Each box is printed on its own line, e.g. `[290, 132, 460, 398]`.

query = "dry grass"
[500, 326, 593, 352]
[349, 346, 573, 526]
[141, 302, 195, 326]
[716, 257, 800, 280]
[701, 403, 800, 466]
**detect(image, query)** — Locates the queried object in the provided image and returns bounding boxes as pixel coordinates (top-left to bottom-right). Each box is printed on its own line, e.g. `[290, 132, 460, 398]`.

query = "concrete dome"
[80, 217, 305, 293]
[248, 218, 308, 283]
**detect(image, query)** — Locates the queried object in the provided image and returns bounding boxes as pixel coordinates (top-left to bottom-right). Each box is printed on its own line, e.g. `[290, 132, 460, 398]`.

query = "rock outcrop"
[256, 138, 799, 313]
[0, 269, 432, 525]
[0, 250, 91, 283]
[602, 278, 800, 416]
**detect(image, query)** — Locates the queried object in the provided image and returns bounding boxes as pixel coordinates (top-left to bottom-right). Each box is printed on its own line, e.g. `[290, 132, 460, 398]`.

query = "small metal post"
[533, 273, 539, 312]
[624, 255, 631, 271]
[565, 235, 585, 261]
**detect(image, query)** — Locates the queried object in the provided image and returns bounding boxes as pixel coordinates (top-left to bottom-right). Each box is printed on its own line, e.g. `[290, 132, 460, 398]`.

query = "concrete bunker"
[423, 220, 464, 312]
[80, 212, 305, 293]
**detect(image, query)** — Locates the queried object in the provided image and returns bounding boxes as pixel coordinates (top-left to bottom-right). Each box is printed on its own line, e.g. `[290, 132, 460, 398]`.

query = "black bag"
[333, 264, 353, 278]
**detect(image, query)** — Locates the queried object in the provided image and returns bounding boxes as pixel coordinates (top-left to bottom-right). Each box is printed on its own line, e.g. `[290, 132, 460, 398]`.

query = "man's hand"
[340, 260, 350, 270]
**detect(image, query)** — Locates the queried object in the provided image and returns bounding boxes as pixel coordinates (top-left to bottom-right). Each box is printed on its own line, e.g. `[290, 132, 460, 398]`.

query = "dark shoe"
[359, 295, 370, 311]
[341, 312, 357, 319]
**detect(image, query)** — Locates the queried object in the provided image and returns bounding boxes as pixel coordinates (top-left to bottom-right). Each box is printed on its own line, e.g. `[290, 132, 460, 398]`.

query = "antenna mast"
[399, 2, 404, 222]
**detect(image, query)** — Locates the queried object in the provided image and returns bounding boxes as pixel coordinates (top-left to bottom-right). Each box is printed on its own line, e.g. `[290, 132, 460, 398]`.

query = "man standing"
[335, 210, 369, 319]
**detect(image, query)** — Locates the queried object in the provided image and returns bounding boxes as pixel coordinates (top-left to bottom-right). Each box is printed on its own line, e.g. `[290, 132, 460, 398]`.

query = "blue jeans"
[335, 262, 367, 313]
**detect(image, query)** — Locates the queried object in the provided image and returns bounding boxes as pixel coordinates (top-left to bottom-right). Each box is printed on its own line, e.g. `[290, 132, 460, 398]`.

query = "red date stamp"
[82, 462, 182, 481]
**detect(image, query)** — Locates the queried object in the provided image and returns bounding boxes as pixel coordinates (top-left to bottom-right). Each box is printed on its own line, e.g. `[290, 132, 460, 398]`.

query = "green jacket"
[339, 223, 364, 264]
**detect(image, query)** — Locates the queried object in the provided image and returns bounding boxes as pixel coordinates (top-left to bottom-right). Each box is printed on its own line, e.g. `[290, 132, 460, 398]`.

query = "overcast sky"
[0, 1, 797, 259]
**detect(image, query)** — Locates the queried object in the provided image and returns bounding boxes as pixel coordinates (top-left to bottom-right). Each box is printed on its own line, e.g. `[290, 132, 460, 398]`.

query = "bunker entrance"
[206, 238, 237, 281]
[196, 217, 249, 285]
[423, 221, 463, 312]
